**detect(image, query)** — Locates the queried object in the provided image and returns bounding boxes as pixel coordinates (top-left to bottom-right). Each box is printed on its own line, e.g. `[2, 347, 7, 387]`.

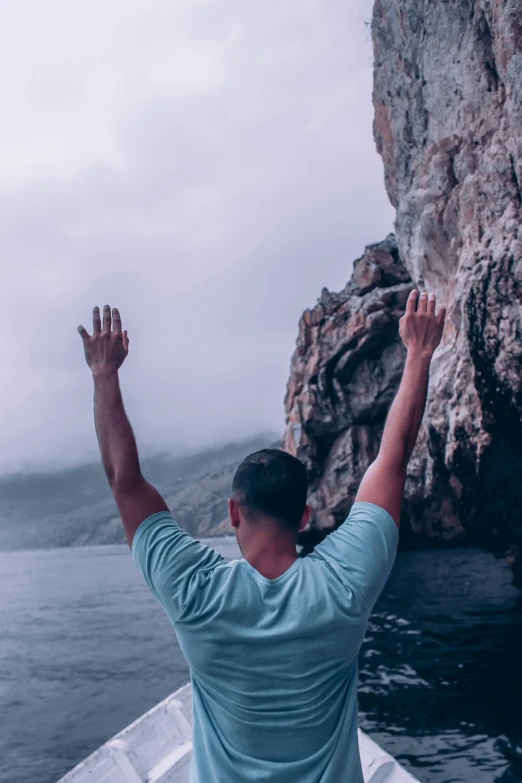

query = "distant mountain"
[0, 434, 278, 550]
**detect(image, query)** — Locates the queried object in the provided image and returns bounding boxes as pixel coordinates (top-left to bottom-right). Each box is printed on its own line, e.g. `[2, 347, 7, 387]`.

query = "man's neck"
[242, 539, 299, 580]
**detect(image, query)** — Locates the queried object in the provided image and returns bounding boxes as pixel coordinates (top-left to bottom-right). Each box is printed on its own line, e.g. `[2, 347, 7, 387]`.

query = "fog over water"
[0, 0, 394, 473]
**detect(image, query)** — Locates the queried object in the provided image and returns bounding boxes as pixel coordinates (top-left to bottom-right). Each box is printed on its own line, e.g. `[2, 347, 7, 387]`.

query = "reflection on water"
[0, 541, 520, 783]
[358, 549, 522, 783]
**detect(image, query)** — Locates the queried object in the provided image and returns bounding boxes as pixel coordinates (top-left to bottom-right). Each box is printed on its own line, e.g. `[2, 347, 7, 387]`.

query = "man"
[78, 289, 445, 783]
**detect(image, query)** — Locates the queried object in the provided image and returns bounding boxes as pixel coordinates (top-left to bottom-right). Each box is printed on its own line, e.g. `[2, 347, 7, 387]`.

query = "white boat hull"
[57, 682, 419, 782]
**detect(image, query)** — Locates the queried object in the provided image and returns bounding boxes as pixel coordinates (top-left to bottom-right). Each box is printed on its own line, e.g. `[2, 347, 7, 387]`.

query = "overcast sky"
[0, 0, 394, 473]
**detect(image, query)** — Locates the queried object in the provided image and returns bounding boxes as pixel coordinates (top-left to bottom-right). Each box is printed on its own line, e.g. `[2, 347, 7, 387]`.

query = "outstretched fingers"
[83, 305, 125, 337]
[103, 304, 112, 332]
[112, 307, 122, 334]
[77, 324, 90, 342]
[93, 306, 102, 333]
[405, 289, 419, 315]
[427, 292, 436, 316]
[437, 304, 447, 329]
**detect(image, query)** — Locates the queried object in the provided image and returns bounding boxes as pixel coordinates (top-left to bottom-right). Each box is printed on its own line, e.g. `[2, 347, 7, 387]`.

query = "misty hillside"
[0, 434, 277, 551]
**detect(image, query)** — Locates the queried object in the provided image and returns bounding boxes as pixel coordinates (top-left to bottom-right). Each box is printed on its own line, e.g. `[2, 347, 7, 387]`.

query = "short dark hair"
[232, 449, 308, 530]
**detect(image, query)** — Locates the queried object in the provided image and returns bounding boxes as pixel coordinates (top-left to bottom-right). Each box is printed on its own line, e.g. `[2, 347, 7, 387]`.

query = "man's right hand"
[399, 290, 446, 358]
[78, 305, 130, 377]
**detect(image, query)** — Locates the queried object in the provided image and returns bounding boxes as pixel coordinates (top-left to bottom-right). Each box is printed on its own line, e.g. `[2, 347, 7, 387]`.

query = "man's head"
[229, 449, 311, 552]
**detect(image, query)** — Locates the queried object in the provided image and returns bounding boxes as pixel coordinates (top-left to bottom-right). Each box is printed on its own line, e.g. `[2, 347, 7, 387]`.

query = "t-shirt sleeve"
[131, 511, 226, 623]
[312, 501, 399, 615]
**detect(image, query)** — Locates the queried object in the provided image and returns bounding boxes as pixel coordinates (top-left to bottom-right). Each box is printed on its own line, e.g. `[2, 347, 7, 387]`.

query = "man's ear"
[298, 504, 312, 532]
[228, 498, 241, 529]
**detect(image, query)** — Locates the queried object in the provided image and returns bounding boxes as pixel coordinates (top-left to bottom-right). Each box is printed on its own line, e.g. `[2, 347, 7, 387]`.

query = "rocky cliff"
[284, 0, 522, 584]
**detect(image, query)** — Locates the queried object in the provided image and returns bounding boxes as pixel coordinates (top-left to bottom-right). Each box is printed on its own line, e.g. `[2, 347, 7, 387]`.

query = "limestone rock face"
[284, 0, 522, 584]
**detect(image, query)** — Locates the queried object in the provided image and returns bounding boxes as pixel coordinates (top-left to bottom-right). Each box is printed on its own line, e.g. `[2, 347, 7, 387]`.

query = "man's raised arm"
[354, 289, 446, 526]
[78, 305, 168, 548]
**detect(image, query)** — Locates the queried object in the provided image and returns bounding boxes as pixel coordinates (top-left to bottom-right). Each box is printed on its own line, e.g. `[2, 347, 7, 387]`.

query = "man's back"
[133, 501, 398, 783]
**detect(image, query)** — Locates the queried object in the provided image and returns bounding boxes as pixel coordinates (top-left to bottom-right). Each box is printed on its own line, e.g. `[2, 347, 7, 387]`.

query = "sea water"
[0, 539, 520, 783]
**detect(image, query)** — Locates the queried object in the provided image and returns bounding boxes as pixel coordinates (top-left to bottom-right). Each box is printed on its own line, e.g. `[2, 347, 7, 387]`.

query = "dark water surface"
[1, 540, 521, 783]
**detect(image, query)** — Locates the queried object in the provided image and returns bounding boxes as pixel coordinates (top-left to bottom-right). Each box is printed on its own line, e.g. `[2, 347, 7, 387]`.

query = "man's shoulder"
[303, 502, 399, 615]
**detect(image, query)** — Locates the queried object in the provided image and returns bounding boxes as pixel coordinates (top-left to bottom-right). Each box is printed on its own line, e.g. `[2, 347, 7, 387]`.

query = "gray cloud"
[0, 0, 394, 472]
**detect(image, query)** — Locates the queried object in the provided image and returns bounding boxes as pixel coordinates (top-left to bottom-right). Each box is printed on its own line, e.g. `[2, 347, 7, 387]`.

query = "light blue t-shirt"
[132, 501, 398, 783]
